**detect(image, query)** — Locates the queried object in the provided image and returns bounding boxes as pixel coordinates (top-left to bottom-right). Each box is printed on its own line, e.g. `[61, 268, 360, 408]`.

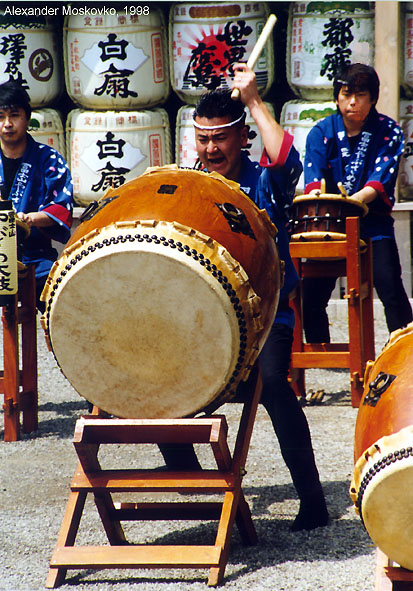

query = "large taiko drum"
[290, 191, 368, 241]
[350, 324, 413, 570]
[41, 166, 281, 419]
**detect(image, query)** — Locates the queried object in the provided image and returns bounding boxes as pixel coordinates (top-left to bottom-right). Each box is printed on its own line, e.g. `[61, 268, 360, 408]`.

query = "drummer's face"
[0, 106, 29, 153]
[194, 116, 248, 181]
[336, 86, 375, 131]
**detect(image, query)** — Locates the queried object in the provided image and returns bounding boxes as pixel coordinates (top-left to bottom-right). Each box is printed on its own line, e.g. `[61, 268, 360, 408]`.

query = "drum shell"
[43, 167, 280, 419]
[354, 325, 413, 463]
[67, 167, 279, 331]
[290, 194, 367, 241]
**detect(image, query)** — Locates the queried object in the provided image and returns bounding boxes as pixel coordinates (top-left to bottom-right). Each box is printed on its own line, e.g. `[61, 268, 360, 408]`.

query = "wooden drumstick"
[231, 14, 277, 100]
[337, 182, 349, 198]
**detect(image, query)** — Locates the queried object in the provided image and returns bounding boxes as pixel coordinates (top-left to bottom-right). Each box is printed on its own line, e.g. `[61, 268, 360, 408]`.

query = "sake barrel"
[0, 13, 62, 107]
[28, 109, 65, 158]
[170, 2, 274, 104]
[399, 99, 413, 201]
[176, 102, 276, 168]
[64, 9, 169, 109]
[280, 100, 336, 192]
[402, 2, 413, 96]
[67, 108, 172, 205]
[287, 2, 375, 100]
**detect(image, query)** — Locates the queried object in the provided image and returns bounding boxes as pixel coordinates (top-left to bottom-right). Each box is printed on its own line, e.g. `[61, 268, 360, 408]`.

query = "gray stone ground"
[0, 301, 394, 591]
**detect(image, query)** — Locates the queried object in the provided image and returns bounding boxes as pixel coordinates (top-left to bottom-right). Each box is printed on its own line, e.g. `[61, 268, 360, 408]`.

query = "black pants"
[303, 237, 413, 343]
[159, 321, 324, 502]
[259, 322, 324, 501]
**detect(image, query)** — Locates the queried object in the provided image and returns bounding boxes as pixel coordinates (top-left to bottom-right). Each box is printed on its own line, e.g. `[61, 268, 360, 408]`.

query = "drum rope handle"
[231, 14, 277, 100]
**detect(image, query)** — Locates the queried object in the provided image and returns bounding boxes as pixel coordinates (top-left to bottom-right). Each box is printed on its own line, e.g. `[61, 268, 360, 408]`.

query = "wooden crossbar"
[290, 217, 375, 407]
[46, 368, 262, 588]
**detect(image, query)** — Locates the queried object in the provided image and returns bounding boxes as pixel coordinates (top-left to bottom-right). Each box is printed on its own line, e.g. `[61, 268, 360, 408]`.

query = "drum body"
[290, 193, 368, 241]
[350, 324, 413, 570]
[42, 166, 280, 419]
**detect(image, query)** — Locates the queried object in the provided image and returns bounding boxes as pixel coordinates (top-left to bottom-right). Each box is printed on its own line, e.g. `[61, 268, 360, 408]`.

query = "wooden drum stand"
[289, 217, 375, 407]
[1, 264, 38, 441]
[46, 368, 262, 588]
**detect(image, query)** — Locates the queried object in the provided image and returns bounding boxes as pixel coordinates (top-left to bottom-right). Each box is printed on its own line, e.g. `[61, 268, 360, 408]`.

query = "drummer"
[0, 81, 73, 311]
[160, 63, 329, 531]
[302, 63, 412, 343]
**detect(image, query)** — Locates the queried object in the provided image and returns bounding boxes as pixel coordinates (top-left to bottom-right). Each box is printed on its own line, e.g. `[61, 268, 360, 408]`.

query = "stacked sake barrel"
[0, 13, 66, 156]
[280, 2, 375, 193]
[63, 9, 172, 205]
[169, 2, 274, 104]
[280, 100, 336, 193]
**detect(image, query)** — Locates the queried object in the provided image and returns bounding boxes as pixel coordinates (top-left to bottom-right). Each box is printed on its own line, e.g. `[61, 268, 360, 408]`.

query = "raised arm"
[232, 62, 285, 163]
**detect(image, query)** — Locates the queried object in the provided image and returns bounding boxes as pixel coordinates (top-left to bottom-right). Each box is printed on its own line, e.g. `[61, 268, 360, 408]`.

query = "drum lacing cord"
[354, 447, 413, 525]
[44, 231, 251, 402]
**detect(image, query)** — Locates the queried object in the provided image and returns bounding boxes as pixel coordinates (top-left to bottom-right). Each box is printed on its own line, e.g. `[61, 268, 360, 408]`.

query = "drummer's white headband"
[192, 113, 246, 130]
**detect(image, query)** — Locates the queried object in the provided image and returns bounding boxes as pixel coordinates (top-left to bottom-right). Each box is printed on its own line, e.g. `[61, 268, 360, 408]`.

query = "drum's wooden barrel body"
[291, 193, 367, 241]
[350, 324, 413, 570]
[42, 166, 280, 419]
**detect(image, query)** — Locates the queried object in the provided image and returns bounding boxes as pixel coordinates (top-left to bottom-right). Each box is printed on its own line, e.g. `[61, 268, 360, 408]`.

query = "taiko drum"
[41, 166, 281, 419]
[350, 324, 413, 570]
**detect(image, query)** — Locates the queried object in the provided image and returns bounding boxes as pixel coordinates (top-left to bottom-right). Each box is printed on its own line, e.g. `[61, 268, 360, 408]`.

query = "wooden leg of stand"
[21, 267, 38, 433]
[208, 490, 240, 586]
[46, 488, 87, 588]
[2, 297, 20, 441]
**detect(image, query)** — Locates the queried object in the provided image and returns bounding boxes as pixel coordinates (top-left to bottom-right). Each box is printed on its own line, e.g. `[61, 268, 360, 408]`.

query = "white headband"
[192, 113, 246, 130]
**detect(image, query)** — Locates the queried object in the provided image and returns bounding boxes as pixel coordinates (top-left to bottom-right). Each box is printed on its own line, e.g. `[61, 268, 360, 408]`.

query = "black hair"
[0, 80, 31, 119]
[333, 63, 380, 104]
[193, 89, 246, 125]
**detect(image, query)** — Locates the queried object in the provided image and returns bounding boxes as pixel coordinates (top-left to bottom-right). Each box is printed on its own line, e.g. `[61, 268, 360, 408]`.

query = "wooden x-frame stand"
[46, 368, 262, 588]
[289, 217, 375, 408]
[1, 264, 38, 441]
[375, 549, 413, 590]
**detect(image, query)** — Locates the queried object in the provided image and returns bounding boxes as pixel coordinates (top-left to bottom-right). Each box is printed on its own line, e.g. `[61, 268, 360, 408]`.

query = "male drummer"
[302, 63, 412, 343]
[0, 80, 73, 311]
[160, 63, 329, 531]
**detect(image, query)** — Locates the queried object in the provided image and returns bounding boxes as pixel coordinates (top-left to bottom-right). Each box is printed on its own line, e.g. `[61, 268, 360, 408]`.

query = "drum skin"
[350, 324, 413, 570]
[42, 165, 280, 419]
[291, 192, 367, 241]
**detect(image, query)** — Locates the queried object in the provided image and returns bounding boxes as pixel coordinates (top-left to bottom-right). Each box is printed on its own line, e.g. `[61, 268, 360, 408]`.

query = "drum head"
[45, 223, 252, 418]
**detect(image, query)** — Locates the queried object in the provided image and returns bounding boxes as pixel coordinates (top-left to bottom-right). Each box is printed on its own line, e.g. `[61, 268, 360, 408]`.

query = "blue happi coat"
[304, 108, 404, 240]
[0, 134, 73, 277]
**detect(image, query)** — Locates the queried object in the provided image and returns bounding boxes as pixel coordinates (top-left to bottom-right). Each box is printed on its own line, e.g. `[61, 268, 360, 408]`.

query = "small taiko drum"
[350, 324, 413, 570]
[41, 165, 281, 419]
[291, 191, 368, 241]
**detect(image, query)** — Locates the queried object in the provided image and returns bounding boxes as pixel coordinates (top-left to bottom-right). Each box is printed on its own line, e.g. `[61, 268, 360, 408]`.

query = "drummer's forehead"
[193, 116, 238, 136]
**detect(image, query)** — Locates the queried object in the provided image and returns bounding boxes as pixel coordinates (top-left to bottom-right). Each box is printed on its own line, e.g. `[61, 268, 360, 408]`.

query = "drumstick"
[231, 14, 277, 100]
[337, 182, 349, 198]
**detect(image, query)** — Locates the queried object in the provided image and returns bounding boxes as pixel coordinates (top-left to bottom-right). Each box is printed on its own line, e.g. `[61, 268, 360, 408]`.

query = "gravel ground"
[0, 302, 393, 591]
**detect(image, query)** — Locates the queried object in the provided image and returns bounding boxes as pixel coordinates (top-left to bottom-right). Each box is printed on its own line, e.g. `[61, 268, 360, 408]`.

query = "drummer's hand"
[16, 212, 34, 227]
[351, 186, 378, 204]
[16, 211, 55, 227]
[232, 62, 261, 107]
